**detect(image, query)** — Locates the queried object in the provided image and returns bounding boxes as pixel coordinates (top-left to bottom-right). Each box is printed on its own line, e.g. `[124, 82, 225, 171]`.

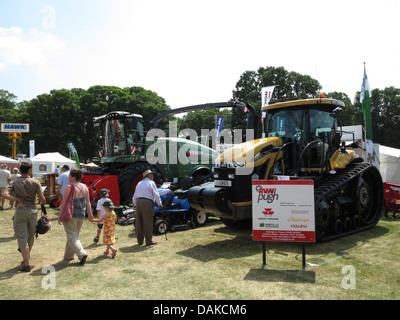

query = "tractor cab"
[264, 97, 347, 177]
[94, 112, 146, 168]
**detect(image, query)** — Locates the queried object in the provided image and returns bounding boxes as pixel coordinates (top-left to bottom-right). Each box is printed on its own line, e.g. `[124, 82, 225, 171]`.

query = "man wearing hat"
[132, 169, 163, 246]
[57, 164, 70, 201]
[93, 188, 110, 243]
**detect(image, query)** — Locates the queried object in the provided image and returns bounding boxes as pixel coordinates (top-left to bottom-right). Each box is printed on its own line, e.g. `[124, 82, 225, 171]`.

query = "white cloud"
[2, 0, 400, 107]
[0, 27, 66, 69]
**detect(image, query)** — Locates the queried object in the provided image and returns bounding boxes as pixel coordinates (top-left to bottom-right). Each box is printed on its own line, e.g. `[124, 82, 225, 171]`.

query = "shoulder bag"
[59, 184, 75, 223]
[36, 204, 51, 238]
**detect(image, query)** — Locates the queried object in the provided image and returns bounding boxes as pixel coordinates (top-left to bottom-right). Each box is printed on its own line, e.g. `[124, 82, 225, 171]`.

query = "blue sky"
[1, 0, 399, 109]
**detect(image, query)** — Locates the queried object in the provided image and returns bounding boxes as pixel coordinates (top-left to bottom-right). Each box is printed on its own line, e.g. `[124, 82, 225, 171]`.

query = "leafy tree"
[15, 86, 171, 161]
[0, 90, 21, 157]
[79, 86, 171, 161]
[369, 87, 400, 148]
[178, 108, 232, 141]
[232, 66, 322, 137]
[21, 89, 81, 156]
[324, 91, 360, 127]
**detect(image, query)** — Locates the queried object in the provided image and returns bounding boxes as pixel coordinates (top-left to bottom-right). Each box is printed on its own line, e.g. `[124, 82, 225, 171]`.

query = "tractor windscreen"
[266, 108, 335, 144]
[309, 109, 335, 140]
[266, 108, 305, 143]
[104, 116, 145, 156]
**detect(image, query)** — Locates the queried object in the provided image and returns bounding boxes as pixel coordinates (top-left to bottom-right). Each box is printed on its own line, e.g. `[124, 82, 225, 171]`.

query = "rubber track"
[313, 162, 378, 241]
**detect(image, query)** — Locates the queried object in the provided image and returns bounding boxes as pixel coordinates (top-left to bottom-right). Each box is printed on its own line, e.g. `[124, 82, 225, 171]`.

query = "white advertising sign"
[1, 123, 30, 133]
[261, 86, 275, 107]
[252, 180, 315, 243]
[29, 140, 35, 159]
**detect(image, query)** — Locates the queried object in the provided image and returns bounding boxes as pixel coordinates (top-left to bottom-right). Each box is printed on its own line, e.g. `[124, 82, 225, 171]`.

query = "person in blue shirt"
[57, 165, 70, 201]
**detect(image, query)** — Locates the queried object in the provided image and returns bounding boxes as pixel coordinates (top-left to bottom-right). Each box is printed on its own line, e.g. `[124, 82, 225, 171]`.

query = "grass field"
[0, 205, 399, 300]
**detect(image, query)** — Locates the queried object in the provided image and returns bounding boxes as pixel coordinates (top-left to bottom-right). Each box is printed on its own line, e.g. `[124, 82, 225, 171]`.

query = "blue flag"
[216, 116, 225, 138]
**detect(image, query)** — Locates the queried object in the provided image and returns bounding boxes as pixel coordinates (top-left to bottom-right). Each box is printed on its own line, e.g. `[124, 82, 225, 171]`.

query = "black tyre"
[49, 196, 60, 208]
[118, 163, 163, 205]
[153, 219, 168, 234]
[356, 166, 383, 225]
[191, 208, 208, 226]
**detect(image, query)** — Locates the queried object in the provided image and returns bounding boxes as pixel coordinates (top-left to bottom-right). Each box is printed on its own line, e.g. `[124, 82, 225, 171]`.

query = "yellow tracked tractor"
[188, 96, 383, 241]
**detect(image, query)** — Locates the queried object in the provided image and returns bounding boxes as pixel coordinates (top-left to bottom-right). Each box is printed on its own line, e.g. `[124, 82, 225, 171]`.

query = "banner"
[67, 141, 81, 169]
[252, 180, 315, 243]
[29, 140, 35, 158]
[216, 115, 225, 138]
[261, 86, 275, 108]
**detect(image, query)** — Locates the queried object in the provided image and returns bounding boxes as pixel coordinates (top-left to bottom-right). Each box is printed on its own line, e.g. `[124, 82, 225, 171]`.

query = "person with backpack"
[2, 162, 46, 272]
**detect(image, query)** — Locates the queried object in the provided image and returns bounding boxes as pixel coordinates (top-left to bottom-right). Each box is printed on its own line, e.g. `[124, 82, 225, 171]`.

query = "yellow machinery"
[188, 96, 383, 241]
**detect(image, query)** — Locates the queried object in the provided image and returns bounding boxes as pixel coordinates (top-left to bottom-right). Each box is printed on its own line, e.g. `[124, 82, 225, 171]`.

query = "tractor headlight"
[234, 161, 245, 167]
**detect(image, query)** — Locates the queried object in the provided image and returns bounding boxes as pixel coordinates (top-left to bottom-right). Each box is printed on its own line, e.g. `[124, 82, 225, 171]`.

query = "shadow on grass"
[27, 253, 111, 278]
[244, 268, 316, 283]
[177, 223, 389, 284]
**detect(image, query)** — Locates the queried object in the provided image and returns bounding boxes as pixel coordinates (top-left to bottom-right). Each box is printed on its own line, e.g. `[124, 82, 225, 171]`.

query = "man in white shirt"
[132, 169, 163, 246]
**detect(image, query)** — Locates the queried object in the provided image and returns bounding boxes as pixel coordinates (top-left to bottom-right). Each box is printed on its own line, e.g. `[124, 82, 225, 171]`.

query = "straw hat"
[142, 169, 154, 177]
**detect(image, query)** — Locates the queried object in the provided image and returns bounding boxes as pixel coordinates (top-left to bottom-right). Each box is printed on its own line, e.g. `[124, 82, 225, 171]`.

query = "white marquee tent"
[30, 152, 76, 177]
[379, 145, 400, 185]
[0, 155, 19, 170]
[0, 155, 18, 163]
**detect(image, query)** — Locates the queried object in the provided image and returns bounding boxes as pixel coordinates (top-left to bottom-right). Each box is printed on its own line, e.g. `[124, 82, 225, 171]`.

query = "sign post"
[1, 123, 30, 159]
[252, 180, 315, 270]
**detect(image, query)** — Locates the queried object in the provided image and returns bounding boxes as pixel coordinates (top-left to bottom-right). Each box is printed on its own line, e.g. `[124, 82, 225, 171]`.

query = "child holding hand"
[90, 199, 117, 258]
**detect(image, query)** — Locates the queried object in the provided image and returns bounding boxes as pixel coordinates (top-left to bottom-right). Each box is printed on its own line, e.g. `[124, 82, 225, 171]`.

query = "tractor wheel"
[153, 219, 169, 234]
[190, 208, 208, 226]
[118, 163, 163, 205]
[355, 166, 383, 225]
[49, 196, 60, 208]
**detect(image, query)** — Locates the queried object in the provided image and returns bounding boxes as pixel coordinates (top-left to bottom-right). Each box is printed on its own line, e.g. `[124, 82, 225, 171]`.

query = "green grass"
[0, 204, 399, 300]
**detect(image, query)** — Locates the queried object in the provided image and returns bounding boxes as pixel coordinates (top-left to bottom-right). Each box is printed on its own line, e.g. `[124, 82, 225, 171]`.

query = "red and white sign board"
[252, 180, 315, 243]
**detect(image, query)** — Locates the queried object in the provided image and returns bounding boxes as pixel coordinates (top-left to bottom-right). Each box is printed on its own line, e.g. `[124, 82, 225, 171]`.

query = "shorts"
[13, 206, 38, 250]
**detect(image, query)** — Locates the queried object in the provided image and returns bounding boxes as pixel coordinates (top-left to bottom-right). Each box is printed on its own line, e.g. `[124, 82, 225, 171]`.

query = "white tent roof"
[31, 152, 75, 164]
[0, 155, 18, 163]
[379, 145, 400, 184]
[380, 145, 400, 161]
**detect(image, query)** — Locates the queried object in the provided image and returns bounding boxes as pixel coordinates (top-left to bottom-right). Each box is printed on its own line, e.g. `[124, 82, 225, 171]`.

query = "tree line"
[1, 66, 399, 161]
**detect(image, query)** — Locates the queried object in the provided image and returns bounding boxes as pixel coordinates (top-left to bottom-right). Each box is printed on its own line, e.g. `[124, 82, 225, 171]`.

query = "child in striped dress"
[90, 199, 117, 258]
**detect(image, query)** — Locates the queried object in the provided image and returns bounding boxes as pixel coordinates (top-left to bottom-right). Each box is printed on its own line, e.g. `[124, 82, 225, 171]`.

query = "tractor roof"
[262, 97, 345, 112]
[93, 111, 143, 123]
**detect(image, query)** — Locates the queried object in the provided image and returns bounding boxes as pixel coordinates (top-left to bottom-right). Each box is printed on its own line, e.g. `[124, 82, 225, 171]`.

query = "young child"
[93, 189, 110, 243]
[90, 199, 117, 258]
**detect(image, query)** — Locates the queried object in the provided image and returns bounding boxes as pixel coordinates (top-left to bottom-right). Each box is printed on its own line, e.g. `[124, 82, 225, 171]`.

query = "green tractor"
[85, 101, 254, 206]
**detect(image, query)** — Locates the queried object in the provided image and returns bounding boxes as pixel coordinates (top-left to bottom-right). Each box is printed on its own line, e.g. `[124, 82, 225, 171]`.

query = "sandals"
[104, 249, 117, 258]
